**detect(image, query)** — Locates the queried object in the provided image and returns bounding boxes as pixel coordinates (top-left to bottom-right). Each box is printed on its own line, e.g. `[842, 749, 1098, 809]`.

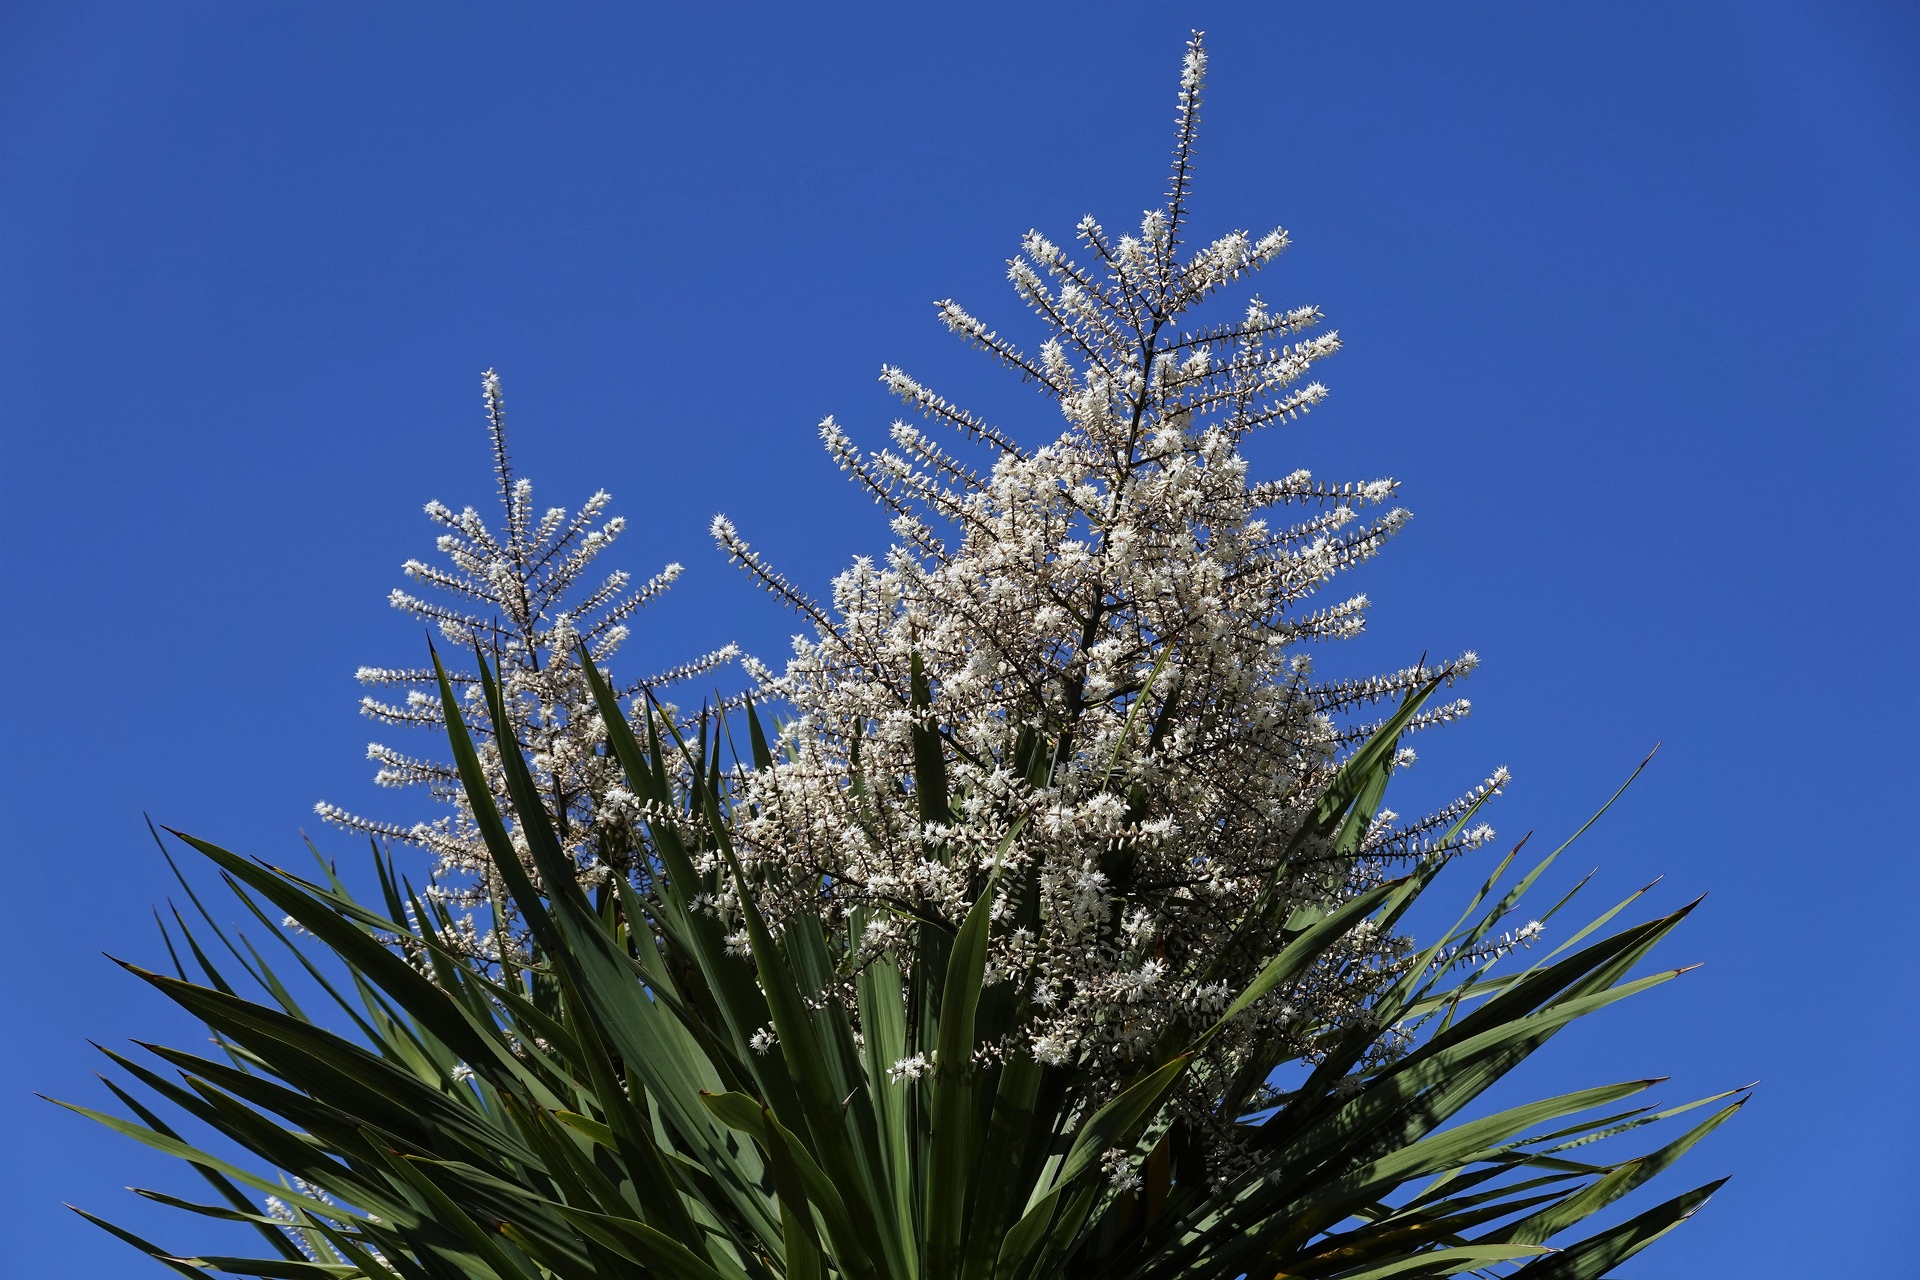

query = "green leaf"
[1327, 1242, 1551, 1279]
[374, 1144, 542, 1280]
[958, 1050, 1044, 1280]
[1284, 1079, 1665, 1223]
[549, 1204, 735, 1280]
[856, 937, 917, 1261]
[68, 1206, 243, 1280]
[1509, 1180, 1727, 1279]
[700, 1091, 880, 1280]
[1492, 1096, 1744, 1246]
[926, 866, 999, 1280]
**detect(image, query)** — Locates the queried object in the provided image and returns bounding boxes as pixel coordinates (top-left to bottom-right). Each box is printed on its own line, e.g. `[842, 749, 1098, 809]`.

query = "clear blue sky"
[1, 3, 1913, 1274]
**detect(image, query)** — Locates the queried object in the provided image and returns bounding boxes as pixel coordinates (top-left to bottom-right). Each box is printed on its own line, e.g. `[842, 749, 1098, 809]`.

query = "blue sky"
[1, 3, 1914, 1274]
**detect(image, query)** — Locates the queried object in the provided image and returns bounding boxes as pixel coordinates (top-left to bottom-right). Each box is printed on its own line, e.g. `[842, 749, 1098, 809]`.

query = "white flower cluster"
[716, 35, 1502, 1110]
[317, 370, 733, 951]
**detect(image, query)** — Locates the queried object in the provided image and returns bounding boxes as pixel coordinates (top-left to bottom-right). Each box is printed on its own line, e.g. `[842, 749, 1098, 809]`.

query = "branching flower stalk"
[714, 34, 1505, 1136]
[316, 370, 734, 957]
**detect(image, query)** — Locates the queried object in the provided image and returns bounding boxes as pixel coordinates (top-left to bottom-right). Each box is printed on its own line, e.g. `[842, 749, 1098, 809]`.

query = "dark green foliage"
[59, 652, 1737, 1279]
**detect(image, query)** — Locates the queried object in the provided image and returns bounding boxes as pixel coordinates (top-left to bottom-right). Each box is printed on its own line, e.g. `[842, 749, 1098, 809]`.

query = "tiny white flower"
[1102, 1149, 1143, 1193]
